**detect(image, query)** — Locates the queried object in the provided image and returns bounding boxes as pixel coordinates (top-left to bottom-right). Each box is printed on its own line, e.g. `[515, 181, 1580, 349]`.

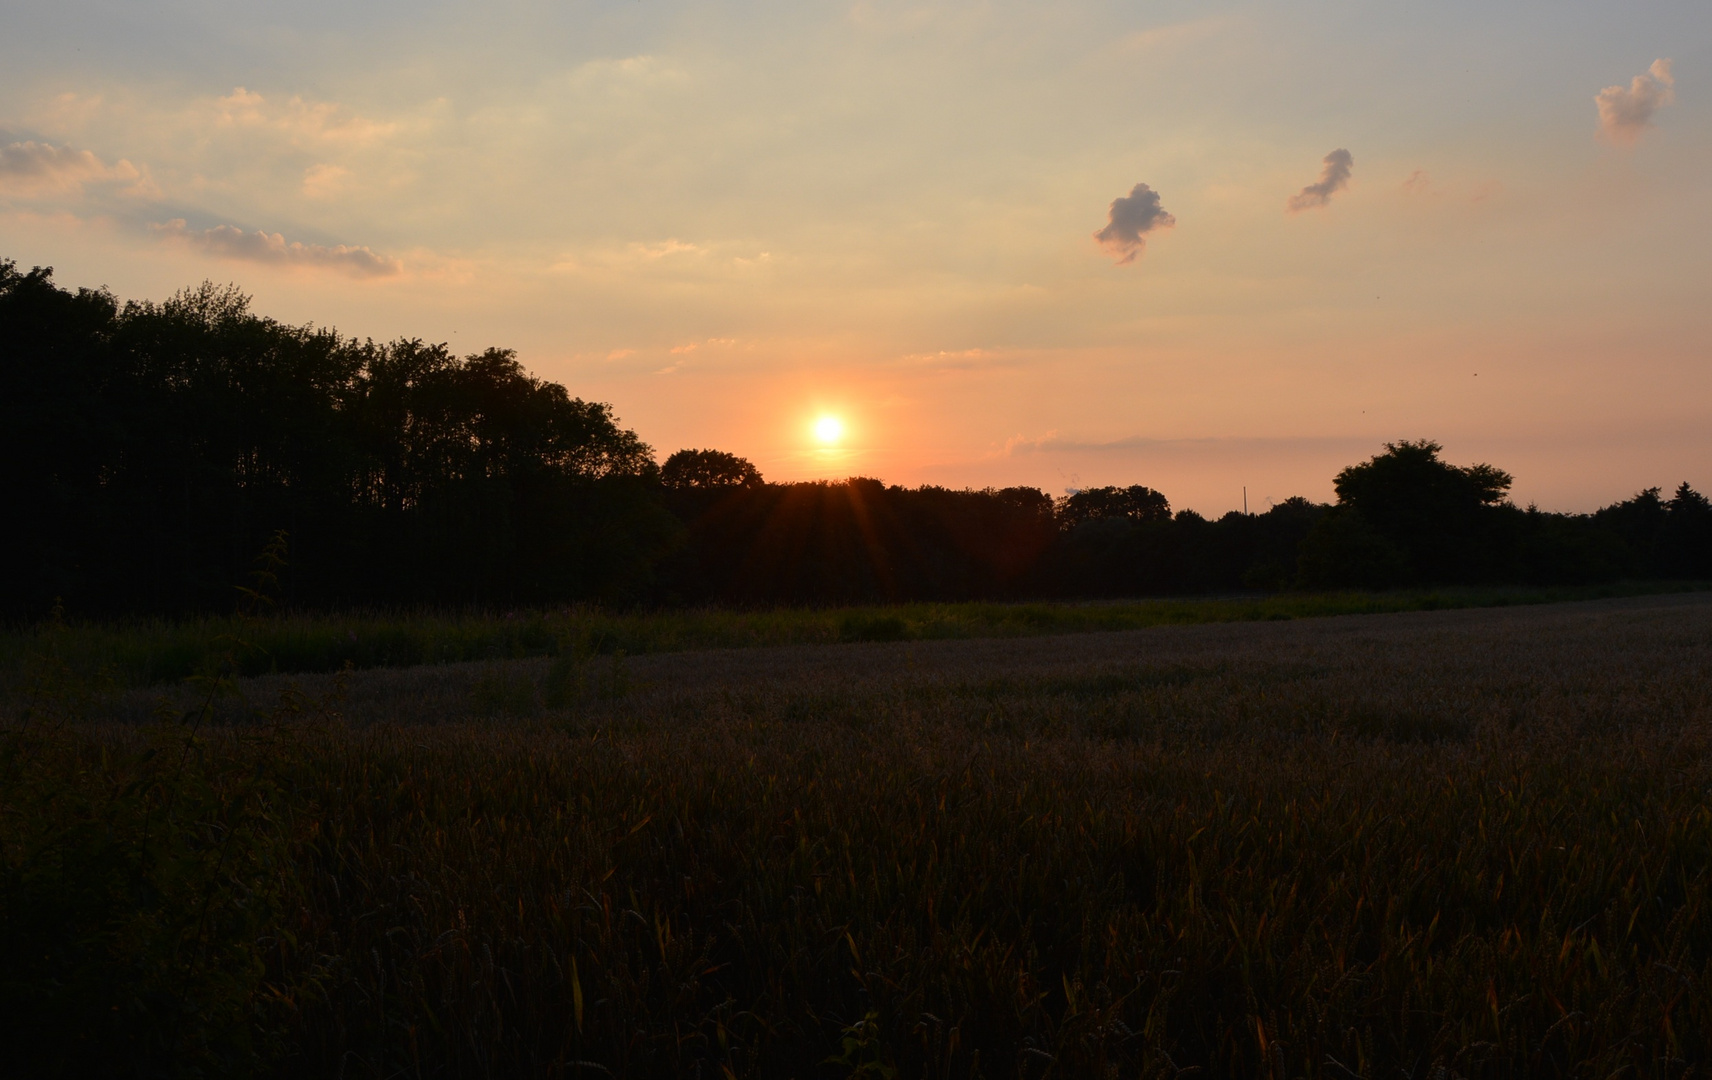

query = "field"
[2, 581, 1697, 690]
[5, 591, 1712, 1077]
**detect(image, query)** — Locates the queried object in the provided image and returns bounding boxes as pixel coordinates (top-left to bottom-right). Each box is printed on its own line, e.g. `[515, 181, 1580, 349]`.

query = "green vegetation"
[4, 581, 1705, 691]
[4, 593, 1712, 1075]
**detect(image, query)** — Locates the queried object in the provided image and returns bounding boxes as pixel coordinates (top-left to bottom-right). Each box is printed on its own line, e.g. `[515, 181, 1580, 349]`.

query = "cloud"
[301, 163, 351, 199]
[0, 140, 151, 198]
[629, 238, 705, 259]
[1287, 149, 1353, 213]
[1110, 16, 1240, 55]
[152, 219, 401, 277]
[897, 347, 994, 370]
[1092, 182, 1175, 264]
[215, 87, 399, 147]
[668, 336, 738, 356]
[1400, 168, 1501, 206]
[1001, 432, 1379, 458]
[563, 54, 686, 89]
[37, 92, 105, 132]
[1596, 59, 1675, 145]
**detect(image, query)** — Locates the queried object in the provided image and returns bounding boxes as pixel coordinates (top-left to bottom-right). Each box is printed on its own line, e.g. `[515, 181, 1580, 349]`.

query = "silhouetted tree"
[1299, 440, 1513, 586]
[1057, 485, 1171, 529]
[658, 479, 1060, 604]
[1295, 507, 1410, 589]
[5, 256, 1709, 613]
[662, 449, 763, 489]
[0, 260, 122, 608]
[1664, 482, 1712, 578]
[0, 262, 670, 614]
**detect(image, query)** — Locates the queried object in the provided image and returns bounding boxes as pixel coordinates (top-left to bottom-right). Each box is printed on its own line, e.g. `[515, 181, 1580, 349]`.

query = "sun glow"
[813, 415, 844, 445]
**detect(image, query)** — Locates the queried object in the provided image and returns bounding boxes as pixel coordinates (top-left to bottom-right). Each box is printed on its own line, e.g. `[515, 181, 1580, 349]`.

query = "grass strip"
[3, 579, 1705, 690]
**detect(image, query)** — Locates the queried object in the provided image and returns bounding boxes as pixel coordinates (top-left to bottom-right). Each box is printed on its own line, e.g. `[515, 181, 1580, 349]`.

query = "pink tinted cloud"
[0, 140, 151, 198]
[152, 218, 401, 277]
[1596, 59, 1675, 145]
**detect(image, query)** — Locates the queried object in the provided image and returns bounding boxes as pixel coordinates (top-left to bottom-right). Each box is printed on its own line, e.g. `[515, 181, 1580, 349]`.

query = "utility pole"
[1243, 486, 1248, 515]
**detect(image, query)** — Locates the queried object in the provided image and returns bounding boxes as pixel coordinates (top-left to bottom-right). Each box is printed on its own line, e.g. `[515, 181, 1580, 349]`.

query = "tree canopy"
[1057, 485, 1172, 529]
[1, 260, 670, 612]
[662, 449, 763, 489]
[3, 259, 1708, 615]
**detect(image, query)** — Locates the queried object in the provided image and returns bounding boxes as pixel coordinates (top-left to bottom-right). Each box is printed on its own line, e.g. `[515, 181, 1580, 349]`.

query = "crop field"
[6, 592, 1712, 1077]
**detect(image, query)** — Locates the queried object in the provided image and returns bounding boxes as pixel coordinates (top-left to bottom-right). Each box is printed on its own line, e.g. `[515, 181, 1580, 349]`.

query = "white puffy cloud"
[0, 140, 151, 198]
[1092, 182, 1175, 265]
[1287, 148, 1353, 213]
[152, 218, 401, 277]
[1596, 59, 1674, 145]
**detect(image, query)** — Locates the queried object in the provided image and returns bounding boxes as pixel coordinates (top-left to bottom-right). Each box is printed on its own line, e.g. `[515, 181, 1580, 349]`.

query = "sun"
[813, 415, 844, 445]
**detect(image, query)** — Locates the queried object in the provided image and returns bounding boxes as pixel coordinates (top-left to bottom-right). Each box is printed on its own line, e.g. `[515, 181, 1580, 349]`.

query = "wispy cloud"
[1092, 182, 1175, 265]
[301, 163, 351, 199]
[630, 238, 705, 260]
[0, 140, 153, 198]
[1287, 149, 1353, 213]
[655, 336, 741, 372]
[561, 54, 687, 90]
[1596, 59, 1674, 145]
[1002, 433, 1377, 457]
[214, 87, 399, 147]
[1400, 168, 1501, 206]
[898, 347, 994, 370]
[151, 218, 401, 277]
[1109, 15, 1241, 55]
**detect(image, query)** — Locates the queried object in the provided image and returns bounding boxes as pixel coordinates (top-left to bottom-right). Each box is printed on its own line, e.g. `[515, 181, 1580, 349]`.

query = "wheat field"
[7, 592, 1712, 1077]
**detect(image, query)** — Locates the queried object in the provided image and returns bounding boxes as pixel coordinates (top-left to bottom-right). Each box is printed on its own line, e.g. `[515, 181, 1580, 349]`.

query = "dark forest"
[4, 259, 1708, 618]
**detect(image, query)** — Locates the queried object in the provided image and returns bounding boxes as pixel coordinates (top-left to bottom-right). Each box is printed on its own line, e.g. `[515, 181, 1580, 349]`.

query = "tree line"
[3, 260, 1708, 617]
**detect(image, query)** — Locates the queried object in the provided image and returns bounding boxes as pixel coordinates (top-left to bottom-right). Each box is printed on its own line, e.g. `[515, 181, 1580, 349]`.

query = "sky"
[2, 1, 1708, 515]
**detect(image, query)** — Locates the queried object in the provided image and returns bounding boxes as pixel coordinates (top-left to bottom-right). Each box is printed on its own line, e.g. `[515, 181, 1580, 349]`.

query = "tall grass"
[0, 643, 313, 1076]
[4, 594, 1711, 1076]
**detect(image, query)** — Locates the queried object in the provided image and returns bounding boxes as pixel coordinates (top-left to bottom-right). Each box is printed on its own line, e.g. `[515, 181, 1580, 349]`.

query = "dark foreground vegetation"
[5, 259, 1710, 618]
[5, 593, 1712, 1076]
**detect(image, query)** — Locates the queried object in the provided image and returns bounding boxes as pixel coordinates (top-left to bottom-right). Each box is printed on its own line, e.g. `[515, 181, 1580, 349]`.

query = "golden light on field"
[813, 415, 845, 445]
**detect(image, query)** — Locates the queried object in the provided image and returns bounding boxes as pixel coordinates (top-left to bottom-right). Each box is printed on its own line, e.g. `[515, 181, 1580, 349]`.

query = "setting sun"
[813, 415, 844, 445]
[6, 3, 1712, 1068]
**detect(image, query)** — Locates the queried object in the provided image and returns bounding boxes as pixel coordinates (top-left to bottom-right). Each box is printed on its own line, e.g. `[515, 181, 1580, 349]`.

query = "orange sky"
[3, 2, 1708, 514]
